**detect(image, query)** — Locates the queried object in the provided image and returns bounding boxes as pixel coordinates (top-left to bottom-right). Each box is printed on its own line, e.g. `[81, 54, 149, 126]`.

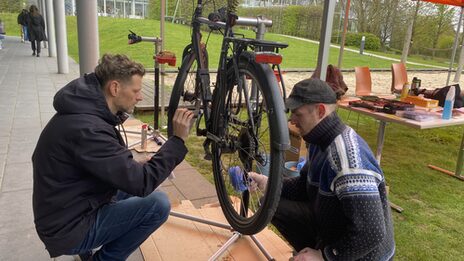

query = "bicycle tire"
[167, 45, 208, 137]
[210, 52, 289, 235]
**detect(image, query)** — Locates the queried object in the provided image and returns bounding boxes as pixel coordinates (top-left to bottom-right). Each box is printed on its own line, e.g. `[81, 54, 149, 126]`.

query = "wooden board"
[140, 200, 293, 261]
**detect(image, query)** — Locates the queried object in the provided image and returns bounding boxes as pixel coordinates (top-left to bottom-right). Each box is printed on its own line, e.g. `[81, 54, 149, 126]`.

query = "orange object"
[354, 66, 373, 96]
[391, 63, 408, 94]
[155, 51, 176, 66]
[254, 52, 282, 65]
[401, 95, 439, 108]
[422, 0, 464, 7]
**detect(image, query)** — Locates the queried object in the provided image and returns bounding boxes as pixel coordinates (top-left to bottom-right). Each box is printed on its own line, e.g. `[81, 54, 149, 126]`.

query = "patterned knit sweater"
[282, 113, 395, 261]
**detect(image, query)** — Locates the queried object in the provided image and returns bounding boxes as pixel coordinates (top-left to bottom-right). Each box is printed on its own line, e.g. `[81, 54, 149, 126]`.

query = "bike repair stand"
[169, 211, 276, 261]
[128, 31, 176, 130]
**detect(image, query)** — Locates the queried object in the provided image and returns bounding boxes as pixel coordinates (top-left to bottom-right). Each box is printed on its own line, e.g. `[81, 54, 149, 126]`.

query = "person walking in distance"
[17, 8, 29, 43]
[27, 5, 46, 57]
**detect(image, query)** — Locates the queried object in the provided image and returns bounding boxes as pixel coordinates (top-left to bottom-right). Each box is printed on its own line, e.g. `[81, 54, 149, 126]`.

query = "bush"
[238, 5, 323, 40]
[345, 32, 380, 51]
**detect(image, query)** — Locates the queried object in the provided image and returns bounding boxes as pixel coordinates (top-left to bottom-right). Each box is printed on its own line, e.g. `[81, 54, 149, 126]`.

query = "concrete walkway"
[0, 36, 217, 260]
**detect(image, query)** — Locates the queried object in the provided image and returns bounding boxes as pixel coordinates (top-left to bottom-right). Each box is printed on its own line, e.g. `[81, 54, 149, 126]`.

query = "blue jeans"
[22, 25, 28, 41]
[69, 190, 171, 261]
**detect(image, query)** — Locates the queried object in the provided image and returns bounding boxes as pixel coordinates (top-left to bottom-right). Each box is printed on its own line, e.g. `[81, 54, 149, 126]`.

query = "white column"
[316, 0, 336, 81]
[123, 0, 126, 18]
[104, 0, 107, 16]
[72, 0, 76, 15]
[53, 0, 69, 73]
[76, 0, 99, 75]
[131, 0, 135, 17]
[45, 0, 56, 57]
[142, 2, 145, 18]
[39, 0, 48, 49]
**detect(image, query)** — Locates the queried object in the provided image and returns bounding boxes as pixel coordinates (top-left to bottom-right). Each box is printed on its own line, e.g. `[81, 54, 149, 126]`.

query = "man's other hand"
[172, 108, 195, 142]
[247, 172, 268, 192]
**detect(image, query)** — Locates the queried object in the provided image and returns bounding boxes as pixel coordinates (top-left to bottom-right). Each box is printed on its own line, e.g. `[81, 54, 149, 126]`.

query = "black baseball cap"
[285, 78, 337, 110]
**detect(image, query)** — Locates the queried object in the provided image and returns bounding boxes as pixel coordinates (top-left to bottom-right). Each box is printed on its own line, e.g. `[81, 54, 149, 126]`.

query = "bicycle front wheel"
[210, 53, 289, 235]
[167, 45, 208, 137]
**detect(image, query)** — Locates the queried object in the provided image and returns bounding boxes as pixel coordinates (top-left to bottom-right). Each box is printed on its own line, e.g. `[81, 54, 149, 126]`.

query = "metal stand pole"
[375, 121, 403, 213]
[169, 211, 276, 260]
[127, 32, 162, 129]
[154, 41, 161, 129]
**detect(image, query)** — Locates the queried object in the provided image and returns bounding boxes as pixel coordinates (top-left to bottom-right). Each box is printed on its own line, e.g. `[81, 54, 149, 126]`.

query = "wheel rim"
[213, 67, 276, 233]
[167, 53, 201, 136]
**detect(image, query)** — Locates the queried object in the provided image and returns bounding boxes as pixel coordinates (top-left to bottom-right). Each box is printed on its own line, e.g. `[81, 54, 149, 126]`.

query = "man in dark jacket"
[32, 54, 194, 260]
[17, 8, 28, 42]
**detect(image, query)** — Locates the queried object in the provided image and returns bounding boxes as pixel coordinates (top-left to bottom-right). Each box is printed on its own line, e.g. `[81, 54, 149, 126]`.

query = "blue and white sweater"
[282, 113, 395, 261]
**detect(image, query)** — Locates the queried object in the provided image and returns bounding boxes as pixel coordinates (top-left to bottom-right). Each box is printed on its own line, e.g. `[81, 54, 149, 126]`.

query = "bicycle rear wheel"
[167, 45, 208, 137]
[210, 52, 289, 235]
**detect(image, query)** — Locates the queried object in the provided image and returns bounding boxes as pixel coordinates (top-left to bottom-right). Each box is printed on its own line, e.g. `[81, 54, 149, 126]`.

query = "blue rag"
[228, 166, 247, 192]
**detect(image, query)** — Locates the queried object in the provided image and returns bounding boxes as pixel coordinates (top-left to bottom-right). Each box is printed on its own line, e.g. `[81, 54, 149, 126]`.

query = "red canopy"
[421, 0, 464, 7]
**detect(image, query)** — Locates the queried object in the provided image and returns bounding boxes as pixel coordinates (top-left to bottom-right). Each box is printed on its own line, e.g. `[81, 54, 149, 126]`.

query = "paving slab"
[170, 167, 217, 202]
[2, 162, 33, 192]
[0, 228, 50, 260]
[0, 189, 35, 235]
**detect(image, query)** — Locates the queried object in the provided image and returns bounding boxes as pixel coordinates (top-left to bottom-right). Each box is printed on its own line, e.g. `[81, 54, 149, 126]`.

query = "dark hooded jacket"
[32, 73, 188, 257]
[27, 13, 46, 41]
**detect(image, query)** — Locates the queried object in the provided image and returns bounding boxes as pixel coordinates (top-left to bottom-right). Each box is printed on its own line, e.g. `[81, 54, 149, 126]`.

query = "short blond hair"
[95, 54, 145, 87]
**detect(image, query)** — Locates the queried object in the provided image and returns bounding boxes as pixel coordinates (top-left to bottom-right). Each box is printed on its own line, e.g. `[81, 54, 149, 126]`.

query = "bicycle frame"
[187, 0, 287, 142]
[170, 0, 291, 234]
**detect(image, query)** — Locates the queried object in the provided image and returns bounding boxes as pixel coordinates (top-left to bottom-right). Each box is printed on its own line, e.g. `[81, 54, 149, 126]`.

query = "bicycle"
[167, 0, 290, 235]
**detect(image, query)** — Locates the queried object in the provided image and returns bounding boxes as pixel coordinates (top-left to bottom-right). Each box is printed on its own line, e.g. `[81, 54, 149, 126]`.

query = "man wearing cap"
[249, 78, 395, 260]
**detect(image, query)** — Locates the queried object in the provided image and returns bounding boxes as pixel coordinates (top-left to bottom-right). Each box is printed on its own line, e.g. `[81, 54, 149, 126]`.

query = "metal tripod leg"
[170, 211, 275, 260]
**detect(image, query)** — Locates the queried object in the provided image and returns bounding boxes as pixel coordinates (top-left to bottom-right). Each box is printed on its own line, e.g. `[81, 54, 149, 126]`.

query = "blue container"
[284, 161, 300, 177]
[442, 99, 453, 120]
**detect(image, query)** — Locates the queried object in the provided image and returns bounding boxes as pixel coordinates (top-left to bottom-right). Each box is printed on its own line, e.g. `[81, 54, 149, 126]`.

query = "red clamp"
[155, 51, 176, 66]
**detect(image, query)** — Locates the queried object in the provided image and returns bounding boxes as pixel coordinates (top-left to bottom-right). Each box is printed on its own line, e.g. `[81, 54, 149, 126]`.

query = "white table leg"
[376, 121, 387, 164]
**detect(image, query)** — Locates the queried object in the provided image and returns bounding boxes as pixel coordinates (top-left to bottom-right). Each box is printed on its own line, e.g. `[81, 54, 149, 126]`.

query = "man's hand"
[247, 172, 268, 192]
[172, 108, 195, 142]
[289, 248, 323, 261]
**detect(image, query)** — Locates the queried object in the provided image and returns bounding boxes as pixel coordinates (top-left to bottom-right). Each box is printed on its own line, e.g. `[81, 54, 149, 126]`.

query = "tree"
[378, 0, 399, 50]
[429, 5, 455, 58]
[0, 0, 23, 13]
[149, 0, 227, 22]
[351, 0, 384, 34]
